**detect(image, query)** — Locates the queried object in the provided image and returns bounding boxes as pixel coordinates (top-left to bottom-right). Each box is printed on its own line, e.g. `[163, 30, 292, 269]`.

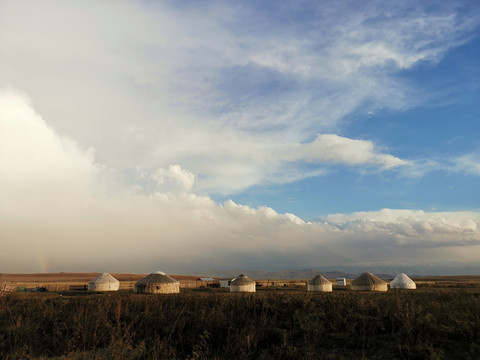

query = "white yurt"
[307, 274, 332, 292]
[390, 273, 416, 289]
[230, 274, 256, 293]
[351, 272, 388, 292]
[88, 273, 120, 291]
[135, 271, 180, 294]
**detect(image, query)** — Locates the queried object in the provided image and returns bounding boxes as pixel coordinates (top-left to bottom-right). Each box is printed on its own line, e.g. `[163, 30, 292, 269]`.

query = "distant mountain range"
[198, 263, 480, 279]
[201, 268, 397, 280]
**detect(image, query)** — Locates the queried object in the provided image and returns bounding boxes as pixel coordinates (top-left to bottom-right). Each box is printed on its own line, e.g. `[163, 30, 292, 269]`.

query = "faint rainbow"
[38, 249, 48, 273]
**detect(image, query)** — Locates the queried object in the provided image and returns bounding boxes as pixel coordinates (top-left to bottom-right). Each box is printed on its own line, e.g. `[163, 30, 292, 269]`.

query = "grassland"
[1, 280, 480, 359]
[0, 273, 210, 291]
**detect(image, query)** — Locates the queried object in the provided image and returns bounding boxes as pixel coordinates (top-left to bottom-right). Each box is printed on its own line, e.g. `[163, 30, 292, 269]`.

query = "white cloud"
[298, 134, 408, 169]
[149, 165, 196, 193]
[0, 89, 98, 214]
[324, 208, 480, 248]
[336, 13, 466, 72]
[397, 153, 480, 179]
[451, 154, 480, 175]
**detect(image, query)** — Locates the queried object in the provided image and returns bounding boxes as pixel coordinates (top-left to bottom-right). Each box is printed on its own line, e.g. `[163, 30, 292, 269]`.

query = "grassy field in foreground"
[1, 287, 480, 359]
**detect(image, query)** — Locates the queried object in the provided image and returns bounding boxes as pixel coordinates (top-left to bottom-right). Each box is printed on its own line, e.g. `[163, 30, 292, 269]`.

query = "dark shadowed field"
[1, 274, 480, 359]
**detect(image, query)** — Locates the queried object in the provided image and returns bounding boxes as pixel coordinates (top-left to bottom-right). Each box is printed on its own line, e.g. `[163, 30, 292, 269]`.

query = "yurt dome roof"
[230, 274, 255, 285]
[352, 272, 386, 286]
[89, 273, 119, 285]
[391, 273, 416, 288]
[136, 271, 179, 285]
[308, 274, 331, 285]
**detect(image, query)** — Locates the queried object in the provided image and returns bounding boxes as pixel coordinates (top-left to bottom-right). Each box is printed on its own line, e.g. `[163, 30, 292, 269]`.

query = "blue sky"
[225, 26, 480, 220]
[1, 1, 480, 274]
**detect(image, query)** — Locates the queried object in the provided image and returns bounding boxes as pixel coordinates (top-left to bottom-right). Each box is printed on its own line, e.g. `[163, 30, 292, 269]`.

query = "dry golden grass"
[0, 272, 214, 291]
[2, 286, 480, 359]
[2, 273, 480, 293]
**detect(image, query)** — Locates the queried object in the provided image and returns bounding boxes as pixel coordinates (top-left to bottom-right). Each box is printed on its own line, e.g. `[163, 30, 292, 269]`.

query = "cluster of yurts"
[87, 271, 416, 293]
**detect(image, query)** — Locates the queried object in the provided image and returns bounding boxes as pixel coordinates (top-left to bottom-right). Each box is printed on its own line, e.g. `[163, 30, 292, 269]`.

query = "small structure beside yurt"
[336, 277, 347, 286]
[219, 278, 232, 288]
[351, 272, 388, 292]
[390, 273, 416, 290]
[135, 271, 180, 294]
[230, 274, 256, 293]
[88, 273, 120, 291]
[307, 274, 332, 292]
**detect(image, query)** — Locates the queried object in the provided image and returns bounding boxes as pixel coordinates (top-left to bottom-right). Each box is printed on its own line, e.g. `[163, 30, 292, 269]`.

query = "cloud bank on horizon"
[1, 1, 480, 274]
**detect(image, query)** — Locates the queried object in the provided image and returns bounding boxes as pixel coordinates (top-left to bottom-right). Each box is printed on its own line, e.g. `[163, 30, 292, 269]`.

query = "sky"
[1, 0, 480, 275]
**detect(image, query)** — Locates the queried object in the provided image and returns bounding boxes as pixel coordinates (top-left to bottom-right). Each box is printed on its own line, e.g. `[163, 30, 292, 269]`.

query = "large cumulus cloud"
[1, 89, 480, 273]
[1, 1, 480, 274]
